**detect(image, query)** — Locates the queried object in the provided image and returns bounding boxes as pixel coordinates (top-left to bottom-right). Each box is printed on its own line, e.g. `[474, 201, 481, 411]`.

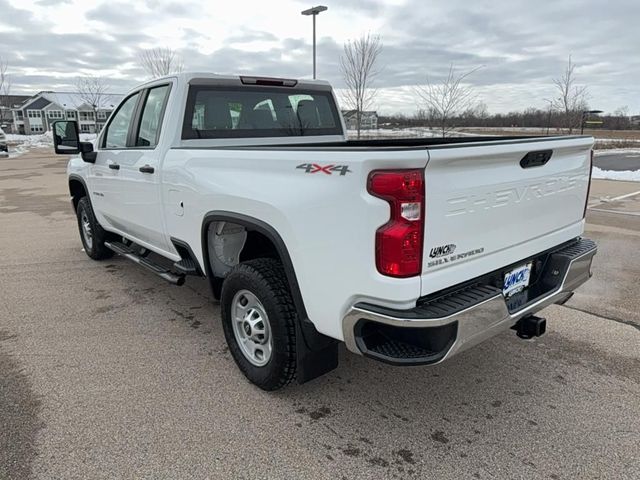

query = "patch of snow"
[592, 167, 640, 182]
[5, 132, 97, 158]
[347, 127, 441, 138]
[594, 138, 640, 143]
[594, 148, 640, 156]
[346, 127, 486, 139]
[6, 132, 53, 157]
[463, 126, 548, 133]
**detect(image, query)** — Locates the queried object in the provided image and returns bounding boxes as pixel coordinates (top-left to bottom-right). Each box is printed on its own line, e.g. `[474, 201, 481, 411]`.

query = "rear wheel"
[220, 258, 297, 390]
[76, 196, 113, 260]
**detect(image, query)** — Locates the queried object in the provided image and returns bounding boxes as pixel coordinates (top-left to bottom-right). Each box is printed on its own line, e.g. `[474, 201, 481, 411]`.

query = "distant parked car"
[0, 127, 8, 153]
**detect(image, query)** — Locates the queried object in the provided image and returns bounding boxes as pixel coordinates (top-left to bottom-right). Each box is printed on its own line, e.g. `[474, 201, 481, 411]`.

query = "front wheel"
[76, 196, 113, 260]
[220, 258, 297, 390]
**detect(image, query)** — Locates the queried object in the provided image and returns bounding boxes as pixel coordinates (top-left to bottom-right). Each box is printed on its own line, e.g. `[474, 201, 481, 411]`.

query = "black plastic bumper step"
[358, 283, 502, 321]
[367, 337, 438, 360]
[552, 238, 597, 259]
[173, 258, 200, 276]
[104, 241, 185, 286]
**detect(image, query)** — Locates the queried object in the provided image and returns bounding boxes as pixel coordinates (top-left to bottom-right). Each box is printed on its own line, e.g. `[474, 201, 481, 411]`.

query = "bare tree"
[340, 33, 383, 139]
[611, 106, 630, 130]
[414, 64, 480, 138]
[138, 47, 184, 78]
[552, 55, 588, 134]
[75, 76, 109, 130]
[0, 57, 8, 95]
[0, 57, 11, 124]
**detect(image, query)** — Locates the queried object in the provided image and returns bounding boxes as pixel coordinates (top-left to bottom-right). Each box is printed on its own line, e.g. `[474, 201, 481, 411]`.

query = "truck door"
[109, 84, 173, 254]
[88, 91, 142, 235]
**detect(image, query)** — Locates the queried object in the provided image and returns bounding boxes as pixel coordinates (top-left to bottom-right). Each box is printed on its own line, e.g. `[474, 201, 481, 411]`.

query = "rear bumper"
[342, 237, 597, 365]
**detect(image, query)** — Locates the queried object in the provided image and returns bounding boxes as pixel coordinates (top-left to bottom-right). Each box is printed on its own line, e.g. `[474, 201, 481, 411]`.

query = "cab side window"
[104, 92, 140, 149]
[136, 85, 170, 147]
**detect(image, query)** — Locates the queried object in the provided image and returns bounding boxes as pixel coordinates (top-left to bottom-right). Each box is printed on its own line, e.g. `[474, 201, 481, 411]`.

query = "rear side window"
[182, 86, 342, 139]
[136, 85, 170, 147]
[104, 92, 140, 148]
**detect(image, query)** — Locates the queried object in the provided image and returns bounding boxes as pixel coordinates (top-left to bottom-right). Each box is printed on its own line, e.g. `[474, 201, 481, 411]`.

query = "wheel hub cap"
[80, 210, 93, 249]
[231, 290, 272, 367]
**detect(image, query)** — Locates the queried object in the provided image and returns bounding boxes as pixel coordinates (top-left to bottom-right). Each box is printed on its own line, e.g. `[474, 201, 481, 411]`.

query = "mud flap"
[295, 319, 339, 384]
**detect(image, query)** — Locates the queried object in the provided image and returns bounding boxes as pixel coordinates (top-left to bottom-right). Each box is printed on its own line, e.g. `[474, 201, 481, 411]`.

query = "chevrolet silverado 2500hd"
[52, 73, 597, 390]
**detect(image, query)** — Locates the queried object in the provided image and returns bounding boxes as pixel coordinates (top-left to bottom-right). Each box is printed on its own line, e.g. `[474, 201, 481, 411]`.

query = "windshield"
[182, 85, 343, 139]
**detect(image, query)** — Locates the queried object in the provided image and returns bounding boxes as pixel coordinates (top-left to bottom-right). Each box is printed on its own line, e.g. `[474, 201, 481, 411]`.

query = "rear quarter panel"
[160, 147, 428, 340]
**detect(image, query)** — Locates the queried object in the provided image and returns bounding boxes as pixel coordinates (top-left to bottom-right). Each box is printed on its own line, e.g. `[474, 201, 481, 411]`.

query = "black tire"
[220, 258, 297, 390]
[76, 196, 113, 260]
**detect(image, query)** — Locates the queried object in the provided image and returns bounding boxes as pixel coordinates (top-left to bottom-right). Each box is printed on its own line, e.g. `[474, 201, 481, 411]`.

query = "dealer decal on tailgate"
[427, 247, 484, 268]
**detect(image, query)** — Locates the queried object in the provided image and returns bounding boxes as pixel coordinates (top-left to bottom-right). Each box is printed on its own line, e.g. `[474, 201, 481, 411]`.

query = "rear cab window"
[136, 85, 171, 148]
[182, 85, 343, 139]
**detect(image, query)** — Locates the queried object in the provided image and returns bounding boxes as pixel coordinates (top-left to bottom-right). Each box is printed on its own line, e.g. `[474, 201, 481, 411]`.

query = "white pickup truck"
[53, 72, 597, 390]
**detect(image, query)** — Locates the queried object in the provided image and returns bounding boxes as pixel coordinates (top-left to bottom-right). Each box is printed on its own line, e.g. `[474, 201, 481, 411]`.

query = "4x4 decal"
[296, 163, 352, 176]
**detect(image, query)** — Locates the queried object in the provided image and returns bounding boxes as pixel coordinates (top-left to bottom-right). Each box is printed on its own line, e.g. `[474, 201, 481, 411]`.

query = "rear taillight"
[583, 149, 593, 218]
[368, 169, 425, 277]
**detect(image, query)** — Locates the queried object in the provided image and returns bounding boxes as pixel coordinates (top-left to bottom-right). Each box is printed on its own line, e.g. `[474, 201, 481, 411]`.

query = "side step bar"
[104, 241, 185, 286]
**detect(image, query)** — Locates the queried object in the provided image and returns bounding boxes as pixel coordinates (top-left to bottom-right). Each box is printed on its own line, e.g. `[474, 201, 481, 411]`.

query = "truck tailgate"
[420, 136, 593, 297]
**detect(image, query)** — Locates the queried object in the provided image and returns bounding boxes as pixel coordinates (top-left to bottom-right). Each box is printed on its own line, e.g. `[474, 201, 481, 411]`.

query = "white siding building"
[12, 91, 124, 135]
[341, 110, 379, 130]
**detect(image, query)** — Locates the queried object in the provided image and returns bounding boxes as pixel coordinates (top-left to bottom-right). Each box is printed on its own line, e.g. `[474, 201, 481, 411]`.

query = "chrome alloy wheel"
[80, 210, 93, 250]
[231, 290, 273, 366]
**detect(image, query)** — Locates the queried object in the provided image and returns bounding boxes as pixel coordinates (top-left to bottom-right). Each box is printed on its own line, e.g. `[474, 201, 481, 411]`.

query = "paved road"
[594, 151, 640, 171]
[1, 150, 639, 479]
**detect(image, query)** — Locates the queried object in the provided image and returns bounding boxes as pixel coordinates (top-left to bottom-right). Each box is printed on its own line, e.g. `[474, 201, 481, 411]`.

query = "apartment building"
[341, 110, 379, 130]
[12, 91, 124, 134]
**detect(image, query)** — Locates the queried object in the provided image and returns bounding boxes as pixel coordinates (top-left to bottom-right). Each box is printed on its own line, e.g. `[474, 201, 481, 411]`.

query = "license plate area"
[503, 263, 532, 298]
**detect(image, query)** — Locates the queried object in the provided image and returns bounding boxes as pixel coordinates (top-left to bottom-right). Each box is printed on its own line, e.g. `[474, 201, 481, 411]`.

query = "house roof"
[24, 97, 51, 110]
[41, 92, 123, 110]
[0, 94, 32, 109]
[341, 110, 378, 117]
[16, 91, 124, 111]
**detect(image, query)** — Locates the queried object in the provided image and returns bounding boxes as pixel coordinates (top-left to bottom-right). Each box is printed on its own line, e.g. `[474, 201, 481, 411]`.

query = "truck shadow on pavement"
[153, 267, 639, 479]
[3, 150, 638, 478]
[0, 331, 45, 480]
[2, 243, 637, 479]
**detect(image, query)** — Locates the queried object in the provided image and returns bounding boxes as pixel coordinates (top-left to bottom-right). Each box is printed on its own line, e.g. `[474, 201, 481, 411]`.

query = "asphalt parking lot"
[1, 149, 639, 480]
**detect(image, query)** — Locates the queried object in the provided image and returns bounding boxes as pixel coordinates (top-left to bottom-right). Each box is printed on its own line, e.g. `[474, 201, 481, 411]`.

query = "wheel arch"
[68, 174, 89, 211]
[201, 211, 309, 322]
[201, 211, 339, 383]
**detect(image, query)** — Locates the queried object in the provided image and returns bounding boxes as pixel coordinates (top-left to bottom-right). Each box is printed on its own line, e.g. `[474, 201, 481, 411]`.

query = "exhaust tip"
[514, 315, 546, 339]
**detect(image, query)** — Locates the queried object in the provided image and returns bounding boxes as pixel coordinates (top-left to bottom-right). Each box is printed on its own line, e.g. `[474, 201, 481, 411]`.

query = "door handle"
[108, 163, 120, 170]
[139, 164, 155, 174]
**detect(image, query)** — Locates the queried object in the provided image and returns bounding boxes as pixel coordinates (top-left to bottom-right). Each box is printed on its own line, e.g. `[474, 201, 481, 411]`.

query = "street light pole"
[301, 5, 328, 79]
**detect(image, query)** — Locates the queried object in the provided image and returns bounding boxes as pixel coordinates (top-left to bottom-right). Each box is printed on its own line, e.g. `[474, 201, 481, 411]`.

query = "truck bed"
[184, 135, 588, 150]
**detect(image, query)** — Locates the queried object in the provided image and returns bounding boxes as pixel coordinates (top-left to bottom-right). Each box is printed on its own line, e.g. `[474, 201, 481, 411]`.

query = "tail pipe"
[514, 315, 547, 340]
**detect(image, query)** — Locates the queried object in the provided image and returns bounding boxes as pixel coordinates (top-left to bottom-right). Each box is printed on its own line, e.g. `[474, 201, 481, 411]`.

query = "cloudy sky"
[1, 0, 638, 114]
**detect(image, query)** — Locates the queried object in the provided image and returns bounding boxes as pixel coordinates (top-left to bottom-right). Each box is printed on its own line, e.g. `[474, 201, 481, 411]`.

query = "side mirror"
[79, 142, 97, 163]
[53, 121, 80, 154]
[52, 120, 97, 163]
